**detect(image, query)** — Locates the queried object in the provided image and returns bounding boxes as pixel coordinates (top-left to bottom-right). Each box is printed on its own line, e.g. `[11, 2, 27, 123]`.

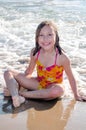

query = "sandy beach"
[0, 89, 86, 130]
[0, 0, 86, 130]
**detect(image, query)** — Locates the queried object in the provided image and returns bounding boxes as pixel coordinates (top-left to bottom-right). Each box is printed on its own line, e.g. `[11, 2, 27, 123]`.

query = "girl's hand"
[75, 95, 86, 102]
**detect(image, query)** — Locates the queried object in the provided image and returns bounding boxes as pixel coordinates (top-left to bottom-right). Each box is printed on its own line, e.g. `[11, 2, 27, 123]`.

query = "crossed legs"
[4, 69, 64, 107]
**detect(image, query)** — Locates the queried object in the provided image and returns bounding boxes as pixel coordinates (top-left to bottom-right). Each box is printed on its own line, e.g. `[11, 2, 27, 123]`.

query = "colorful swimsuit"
[36, 49, 64, 89]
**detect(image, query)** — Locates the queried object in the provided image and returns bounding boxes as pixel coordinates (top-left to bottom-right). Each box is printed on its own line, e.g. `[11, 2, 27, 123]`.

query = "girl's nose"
[43, 35, 49, 41]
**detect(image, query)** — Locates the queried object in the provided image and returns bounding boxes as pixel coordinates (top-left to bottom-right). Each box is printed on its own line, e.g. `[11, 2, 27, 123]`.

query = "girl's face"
[38, 25, 56, 51]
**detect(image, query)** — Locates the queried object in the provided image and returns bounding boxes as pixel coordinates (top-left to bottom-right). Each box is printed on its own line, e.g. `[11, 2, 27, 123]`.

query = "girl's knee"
[4, 69, 19, 78]
[4, 70, 11, 77]
[4, 70, 14, 79]
[50, 87, 64, 98]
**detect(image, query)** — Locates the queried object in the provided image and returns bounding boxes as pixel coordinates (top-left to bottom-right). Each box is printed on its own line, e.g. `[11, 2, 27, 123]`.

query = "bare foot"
[3, 87, 27, 97]
[4, 87, 11, 96]
[12, 95, 25, 107]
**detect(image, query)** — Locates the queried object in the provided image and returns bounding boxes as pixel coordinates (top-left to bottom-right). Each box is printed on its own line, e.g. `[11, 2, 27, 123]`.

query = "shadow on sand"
[0, 93, 60, 114]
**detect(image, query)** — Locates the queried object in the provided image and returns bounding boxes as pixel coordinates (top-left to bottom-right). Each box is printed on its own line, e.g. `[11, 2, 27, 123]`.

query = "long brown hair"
[33, 20, 62, 56]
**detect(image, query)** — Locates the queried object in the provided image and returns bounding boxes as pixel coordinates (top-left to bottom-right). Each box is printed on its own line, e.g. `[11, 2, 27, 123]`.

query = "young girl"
[4, 20, 86, 107]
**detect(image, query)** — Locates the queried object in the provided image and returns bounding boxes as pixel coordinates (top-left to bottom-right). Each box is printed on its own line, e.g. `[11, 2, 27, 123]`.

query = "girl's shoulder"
[30, 48, 35, 54]
[59, 52, 70, 66]
[60, 52, 69, 59]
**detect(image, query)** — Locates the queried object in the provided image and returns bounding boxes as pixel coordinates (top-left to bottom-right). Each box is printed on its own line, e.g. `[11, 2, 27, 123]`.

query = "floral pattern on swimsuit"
[36, 53, 64, 89]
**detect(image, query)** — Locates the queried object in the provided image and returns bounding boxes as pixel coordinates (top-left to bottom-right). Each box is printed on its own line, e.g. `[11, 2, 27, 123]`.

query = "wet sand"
[0, 90, 86, 130]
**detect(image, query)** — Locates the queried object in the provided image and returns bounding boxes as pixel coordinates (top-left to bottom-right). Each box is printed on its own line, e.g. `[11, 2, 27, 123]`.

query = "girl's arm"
[62, 54, 79, 100]
[25, 48, 36, 76]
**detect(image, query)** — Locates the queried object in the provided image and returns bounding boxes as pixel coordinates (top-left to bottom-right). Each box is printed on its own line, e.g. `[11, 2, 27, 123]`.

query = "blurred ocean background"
[0, 0, 86, 96]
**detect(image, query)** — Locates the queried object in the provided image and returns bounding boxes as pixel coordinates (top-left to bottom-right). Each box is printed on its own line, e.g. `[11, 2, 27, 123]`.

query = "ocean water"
[0, 0, 86, 96]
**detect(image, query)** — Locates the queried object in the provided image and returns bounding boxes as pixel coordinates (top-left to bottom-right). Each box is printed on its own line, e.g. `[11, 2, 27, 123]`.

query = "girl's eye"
[39, 34, 43, 37]
[48, 33, 53, 36]
[39, 34, 53, 36]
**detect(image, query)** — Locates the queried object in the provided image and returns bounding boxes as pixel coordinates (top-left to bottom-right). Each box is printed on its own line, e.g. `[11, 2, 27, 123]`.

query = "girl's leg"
[4, 70, 25, 107]
[19, 84, 64, 100]
[4, 69, 39, 107]
[8, 70, 39, 90]
[4, 85, 27, 97]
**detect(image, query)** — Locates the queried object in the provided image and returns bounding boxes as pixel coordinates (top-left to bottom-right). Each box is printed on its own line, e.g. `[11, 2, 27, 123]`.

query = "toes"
[4, 88, 11, 96]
